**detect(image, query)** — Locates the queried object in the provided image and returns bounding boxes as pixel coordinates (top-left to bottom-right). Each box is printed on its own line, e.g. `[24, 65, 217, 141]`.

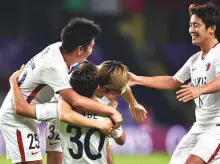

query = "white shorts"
[170, 126, 220, 164]
[46, 121, 62, 152]
[0, 124, 42, 163]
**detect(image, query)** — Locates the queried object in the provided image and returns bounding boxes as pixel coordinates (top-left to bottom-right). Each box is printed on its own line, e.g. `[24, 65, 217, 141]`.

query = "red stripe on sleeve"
[26, 84, 46, 103]
[207, 143, 220, 163]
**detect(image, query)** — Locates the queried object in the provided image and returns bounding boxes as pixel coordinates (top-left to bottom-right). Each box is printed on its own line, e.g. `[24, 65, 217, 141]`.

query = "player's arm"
[42, 64, 122, 124]
[106, 138, 114, 164]
[9, 66, 36, 118]
[128, 58, 192, 90]
[198, 77, 220, 94]
[176, 74, 220, 102]
[10, 77, 113, 133]
[122, 85, 147, 121]
[9, 67, 58, 120]
[58, 98, 113, 133]
[129, 72, 181, 90]
[59, 89, 116, 116]
[10, 73, 57, 120]
[111, 126, 126, 145]
[9, 67, 113, 133]
[176, 59, 220, 102]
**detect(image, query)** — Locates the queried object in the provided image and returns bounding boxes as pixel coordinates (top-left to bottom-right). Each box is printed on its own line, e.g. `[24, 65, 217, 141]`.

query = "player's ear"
[209, 25, 216, 35]
[77, 46, 83, 56]
[98, 86, 105, 92]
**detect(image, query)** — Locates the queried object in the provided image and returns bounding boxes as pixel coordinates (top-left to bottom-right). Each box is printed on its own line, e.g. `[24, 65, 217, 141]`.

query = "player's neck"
[63, 53, 81, 68]
[94, 92, 103, 98]
[60, 47, 81, 68]
[200, 38, 218, 55]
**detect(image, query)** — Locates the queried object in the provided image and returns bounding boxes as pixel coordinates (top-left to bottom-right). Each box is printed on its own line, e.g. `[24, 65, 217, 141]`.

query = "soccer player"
[10, 63, 114, 127]
[0, 17, 123, 164]
[128, 2, 220, 164]
[10, 60, 128, 164]
[47, 61, 128, 164]
[9, 61, 146, 164]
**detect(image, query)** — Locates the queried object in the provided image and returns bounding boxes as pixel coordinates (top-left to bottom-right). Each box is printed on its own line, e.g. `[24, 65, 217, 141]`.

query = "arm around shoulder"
[9, 68, 37, 119]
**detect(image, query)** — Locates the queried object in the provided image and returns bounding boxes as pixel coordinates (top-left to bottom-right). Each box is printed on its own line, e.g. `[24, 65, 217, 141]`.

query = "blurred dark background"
[0, 0, 219, 155]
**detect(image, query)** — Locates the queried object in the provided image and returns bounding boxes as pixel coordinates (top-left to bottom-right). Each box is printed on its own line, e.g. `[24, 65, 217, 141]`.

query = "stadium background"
[0, 0, 220, 163]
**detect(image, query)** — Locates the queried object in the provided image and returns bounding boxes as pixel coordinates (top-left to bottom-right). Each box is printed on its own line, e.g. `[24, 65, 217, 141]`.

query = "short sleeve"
[36, 103, 58, 121]
[41, 63, 72, 92]
[215, 58, 220, 74]
[173, 58, 191, 83]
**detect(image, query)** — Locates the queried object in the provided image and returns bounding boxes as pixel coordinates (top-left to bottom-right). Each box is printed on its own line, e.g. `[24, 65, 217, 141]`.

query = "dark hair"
[61, 17, 101, 52]
[189, 2, 220, 29]
[69, 61, 99, 98]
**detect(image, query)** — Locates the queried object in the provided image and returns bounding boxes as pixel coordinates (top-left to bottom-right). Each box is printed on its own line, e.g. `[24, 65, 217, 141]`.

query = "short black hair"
[69, 61, 99, 98]
[61, 17, 101, 52]
[189, 2, 220, 29]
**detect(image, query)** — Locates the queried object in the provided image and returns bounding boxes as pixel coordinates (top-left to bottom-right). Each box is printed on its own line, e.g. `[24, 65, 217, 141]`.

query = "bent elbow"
[14, 103, 29, 116]
[71, 97, 84, 109]
[117, 140, 125, 146]
[14, 105, 24, 116]
[59, 110, 66, 123]
[118, 141, 125, 146]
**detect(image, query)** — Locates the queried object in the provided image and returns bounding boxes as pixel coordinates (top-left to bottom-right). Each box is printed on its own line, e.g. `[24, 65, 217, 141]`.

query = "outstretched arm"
[128, 72, 181, 90]
[128, 57, 192, 90]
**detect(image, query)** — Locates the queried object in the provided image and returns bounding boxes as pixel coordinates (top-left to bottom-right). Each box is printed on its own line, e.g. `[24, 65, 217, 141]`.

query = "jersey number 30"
[66, 125, 105, 160]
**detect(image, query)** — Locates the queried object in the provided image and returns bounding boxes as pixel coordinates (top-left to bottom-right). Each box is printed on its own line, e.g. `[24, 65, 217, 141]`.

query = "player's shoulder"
[41, 42, 62, 60]
[40, 42, 65, 65]
[47, 42, 62, 50]
[191, 51, 201, 59]
[211, 43, 220, 56]
[189, 51, 201, 63]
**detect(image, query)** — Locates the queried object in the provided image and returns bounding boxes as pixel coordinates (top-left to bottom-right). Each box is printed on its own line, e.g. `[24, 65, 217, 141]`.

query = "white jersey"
[0, 42, 71, 129]
[174, 43, 220, 133]
[59, 96, 122, 164]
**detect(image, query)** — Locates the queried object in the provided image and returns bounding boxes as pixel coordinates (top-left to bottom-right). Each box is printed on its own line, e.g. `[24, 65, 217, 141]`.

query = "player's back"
[59, 114, 108, 164]
[59, 96, 110, 164]
[0, 42, 70, 129]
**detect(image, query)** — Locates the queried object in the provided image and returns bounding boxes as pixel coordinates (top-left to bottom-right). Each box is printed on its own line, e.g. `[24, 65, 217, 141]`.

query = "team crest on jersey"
[206, 63, 211, 71]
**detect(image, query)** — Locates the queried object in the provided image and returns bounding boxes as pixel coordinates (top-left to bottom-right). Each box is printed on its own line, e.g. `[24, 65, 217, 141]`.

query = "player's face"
[103, 90, 121, 101]
[77, 39, 95, 62]
[189, 14, 210, 46]
[99, 85, 126, 101]
[83, 39, 95, 58]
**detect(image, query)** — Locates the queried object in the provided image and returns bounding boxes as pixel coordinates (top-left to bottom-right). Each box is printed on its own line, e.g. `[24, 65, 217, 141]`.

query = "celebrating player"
[128, 2, 220, 164]
[0, 17, 123, 164]
[10, 60, 129, 164]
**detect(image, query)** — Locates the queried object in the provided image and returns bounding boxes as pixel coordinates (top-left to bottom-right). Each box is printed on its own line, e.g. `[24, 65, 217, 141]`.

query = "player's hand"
[108, 100, 118, 109]
[110, 110, 123, 129]
[129, 103, 147, 122]
[9, 65, 25, 83]
[176, 85, 202, 102]
[99, 119, 113, 134]
[216, 72, 220, 77]
[128, 72, 138, 87]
